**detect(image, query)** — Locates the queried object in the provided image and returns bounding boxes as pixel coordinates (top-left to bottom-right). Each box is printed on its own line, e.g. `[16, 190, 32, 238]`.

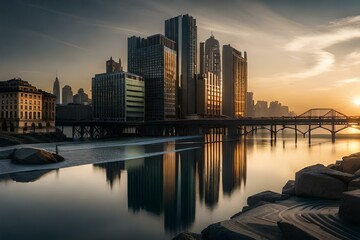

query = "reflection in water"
[0, 169, 55, 183]
[222, 138, 247, 195]
[93, 135, 247, 234]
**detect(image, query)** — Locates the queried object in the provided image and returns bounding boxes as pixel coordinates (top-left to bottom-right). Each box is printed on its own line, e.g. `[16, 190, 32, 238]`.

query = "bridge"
[56, 108, 360, 143]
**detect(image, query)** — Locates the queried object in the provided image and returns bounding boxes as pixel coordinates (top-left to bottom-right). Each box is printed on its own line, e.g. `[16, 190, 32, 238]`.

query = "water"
[1, 132, 360, 240]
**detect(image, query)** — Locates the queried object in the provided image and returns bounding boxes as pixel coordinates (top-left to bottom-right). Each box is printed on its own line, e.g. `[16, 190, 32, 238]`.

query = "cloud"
[94, 23, 148, 36]
[342, 51, 360, 67]
[284, 15, 360, 78]
[334, 77, 360, 87]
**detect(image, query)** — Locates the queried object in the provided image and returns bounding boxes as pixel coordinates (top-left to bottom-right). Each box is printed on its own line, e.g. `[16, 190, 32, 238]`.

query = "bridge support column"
[295, 124, 297, 145]
[274, 125, 277, 142]
[308, 124, 311, 145]
[331, 120, 335, 143]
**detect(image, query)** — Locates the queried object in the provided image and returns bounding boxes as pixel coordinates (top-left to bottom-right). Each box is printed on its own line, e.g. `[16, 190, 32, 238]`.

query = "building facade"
[246, 92, 255, 117]
[196, 72, 222, 117]
[128, 34, 177, 120]
[0, 78, 55, 133]
[73, 88, 90, 105]
[92, 59, 145, 121]
[53, 76, 60, 104]
[106, 57, 123, 73]
[222, 45, 247, 118]
[56, 103, 92, 121]
[200, 34, 221, 77]
[62, 85, 73, 105]
[165, 14, 197, 118]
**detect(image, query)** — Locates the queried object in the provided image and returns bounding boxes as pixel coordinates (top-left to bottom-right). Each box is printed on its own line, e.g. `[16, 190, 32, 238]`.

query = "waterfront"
[1, 133, 360, 239]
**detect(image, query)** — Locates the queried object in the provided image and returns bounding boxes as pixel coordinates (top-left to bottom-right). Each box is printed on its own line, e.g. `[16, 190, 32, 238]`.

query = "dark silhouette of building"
[62, 85, 73, 105]
[106, 57, 123, 73]
[73, 88, 90, 105]
[222, 45, 247, 118]
[246, 92, 255, 117]
[254, 100, 268, 117]
[200, 33, 221, 77]
[92, 58, 144, 121]
[56, 103, 92, 121]
[53, 76, 60, 104]
[165, 14, 197, 118]
[128, 34, 177, 120]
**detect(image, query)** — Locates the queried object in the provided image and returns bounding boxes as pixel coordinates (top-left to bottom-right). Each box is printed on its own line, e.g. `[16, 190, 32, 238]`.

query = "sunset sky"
[1, 0, 360, 115]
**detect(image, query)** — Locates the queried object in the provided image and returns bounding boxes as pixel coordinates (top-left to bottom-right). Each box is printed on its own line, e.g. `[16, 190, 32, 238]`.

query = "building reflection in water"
[93, 135, 247, 233]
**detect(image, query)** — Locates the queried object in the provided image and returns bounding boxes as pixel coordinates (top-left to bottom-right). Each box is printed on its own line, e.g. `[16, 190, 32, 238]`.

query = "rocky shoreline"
[174, 153, 360, 240]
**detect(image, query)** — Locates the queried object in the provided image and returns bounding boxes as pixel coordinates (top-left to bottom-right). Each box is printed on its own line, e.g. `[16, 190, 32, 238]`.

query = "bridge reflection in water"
[93, 134, 247, 233]
[57, 108, 360, 143]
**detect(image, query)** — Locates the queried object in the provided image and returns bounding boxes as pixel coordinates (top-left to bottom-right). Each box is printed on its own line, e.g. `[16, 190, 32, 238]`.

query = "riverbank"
[0, 130, 68, 147]
[174, 155, 360, 240]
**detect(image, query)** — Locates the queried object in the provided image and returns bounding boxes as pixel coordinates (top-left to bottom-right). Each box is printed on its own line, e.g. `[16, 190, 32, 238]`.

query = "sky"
[1, 0, 360, 115]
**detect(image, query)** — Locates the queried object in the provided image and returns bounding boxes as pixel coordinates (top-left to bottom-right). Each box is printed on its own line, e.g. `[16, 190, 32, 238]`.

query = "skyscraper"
[165, 14, 197, 118]
[246, 92, 255, 117]
[106, 57, 123, 73]
[128, 34, 177, 120]
[222, 45, 247, 118]
[200, 33, 221, 77]
[62, 85, 73, 105]
[92, 58, 145, 121]
[53, 76, 60, 104]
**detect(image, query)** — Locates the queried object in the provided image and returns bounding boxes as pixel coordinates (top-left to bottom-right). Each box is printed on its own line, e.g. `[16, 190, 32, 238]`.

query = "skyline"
[1, 0, 360, 114]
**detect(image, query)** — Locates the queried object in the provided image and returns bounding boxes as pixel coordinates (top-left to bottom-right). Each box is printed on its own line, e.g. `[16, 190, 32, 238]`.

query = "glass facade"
[128, 34, 177, 120]
[92, 72, 144, 121]
[222, 45, 247, 118]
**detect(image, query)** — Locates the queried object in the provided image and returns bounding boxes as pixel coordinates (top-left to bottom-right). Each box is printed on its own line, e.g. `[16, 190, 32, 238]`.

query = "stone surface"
[11, 148, 64, 164]
[277, 221, 317, 240]
[342, 154, 360, 174]
[339, 190, 360, 226]
[0, 149, 14, 160]
[295, 164, 348, 199]
[173, 232, 202, 240]
[355, 169, 360, 177]
[348, 177, 360, 191]
[247, 191, 289, 207]
[282, 180, 295, 196]
[327, 163, 341, 171]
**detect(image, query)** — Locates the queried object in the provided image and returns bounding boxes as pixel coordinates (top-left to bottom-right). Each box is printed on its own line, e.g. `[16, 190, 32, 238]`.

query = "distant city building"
[53, 76, 60, 104]
[0, 78, 55, 133]
[73, 88, 90, 105]
[165, 14, 197, 118]
[62, 85, 73, 105]
[246, 92, 255, 117]
[56, 103, 92, 121]
[196, 72, 221, 117]
[200, 33, 221, 77]
[222, 45, 247, 118]
[254, 100, 268, 117]
[106, 57, 123, 73]
[128, 34, 177, 120]
[92, 58, 145, 121]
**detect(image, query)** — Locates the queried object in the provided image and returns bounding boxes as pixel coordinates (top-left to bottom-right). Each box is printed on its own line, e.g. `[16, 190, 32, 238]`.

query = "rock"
[339, 190, 360, 226]
[201, 222, 255, 240]
[342, 155, 360, 174]
[355, 169, 360, 177]
[173, 232, 202, 240]
[348, 177, 360, 191]
[295, 164, 348, 199]
[0, 149, 15, 160]
[11, 148, 64, 164]
[247, 191, 289, 207]
[282, 180, 295, 195]
[277, 221, 317, 240]
[9, 170, 54, 183]
[327, 163, 341, 171]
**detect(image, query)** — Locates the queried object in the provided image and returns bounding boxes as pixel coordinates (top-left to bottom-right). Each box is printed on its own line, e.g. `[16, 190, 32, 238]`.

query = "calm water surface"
[1, 133, 360, 240]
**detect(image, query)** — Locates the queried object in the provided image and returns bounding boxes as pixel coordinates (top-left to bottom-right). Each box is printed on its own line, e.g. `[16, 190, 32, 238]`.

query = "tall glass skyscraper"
[200, 34, 221, 78]
[165, 14, 197, 118]
[222, 45, 247, 118]
[128, 34, 177, 120]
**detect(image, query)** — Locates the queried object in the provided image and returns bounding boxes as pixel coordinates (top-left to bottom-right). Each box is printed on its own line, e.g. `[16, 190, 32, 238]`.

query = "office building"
[106, 57, 123, 73]
[92, 58, 145, 121]
[246, 92, 255, 117]
[165, 14, 197, 118]
[73, 88, 90, 105]
[62, 85, 73, 105]
[128, 34, 177, 120]
[0, 78, 55, 133]
[53, 76, 60, 104]
[56, 103, 92, 121]
[222, 44, 247, 118]
[200, 33, 221, 77]
[196, 72, 221, 117]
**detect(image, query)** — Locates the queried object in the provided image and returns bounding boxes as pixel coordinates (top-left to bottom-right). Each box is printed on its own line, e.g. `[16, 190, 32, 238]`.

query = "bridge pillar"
[295, 124, 297, 144]
[274, 125, 277, 142]
[308, 124, 311, 144]
[331, 119, 336, 143]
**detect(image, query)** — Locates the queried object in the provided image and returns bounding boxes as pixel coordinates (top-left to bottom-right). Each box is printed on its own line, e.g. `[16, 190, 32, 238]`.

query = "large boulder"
[173, 232, 202, 240]
[11, 148, 64, 164]
[348, 177, 360, 191]
[342, 154, 360, 174]
[339, 190, 360, 226]
[282, 180, 295, 196]
[295, 164, 348, 199]
[0, 149, 15, 160]
[247, 191, 289, 207]
[277, 221, 317, 240]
